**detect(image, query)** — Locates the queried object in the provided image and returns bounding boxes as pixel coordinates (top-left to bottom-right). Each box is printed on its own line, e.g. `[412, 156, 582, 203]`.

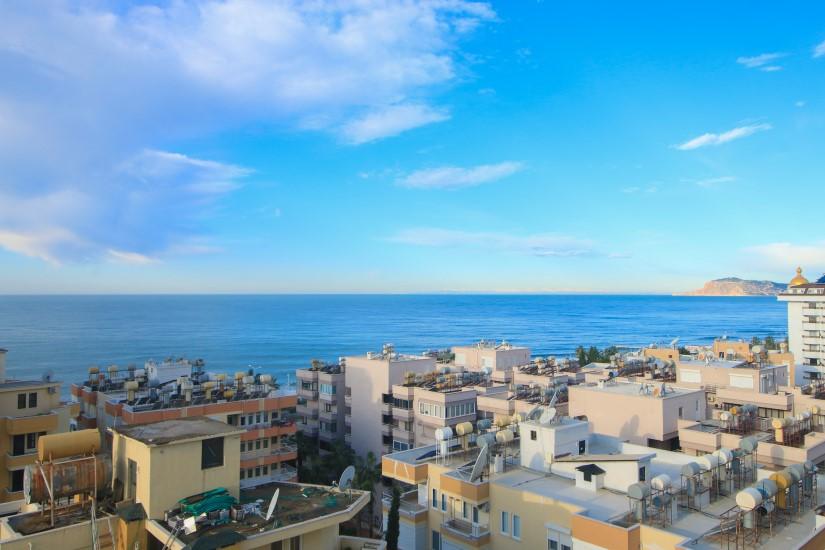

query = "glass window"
[513, 514, 521, 539]
[240, 469, 245, 479]
[501, 511, 510, 534]
[441, 494, 446, 511]
[10, 470, 24, 492]
[28, 393, 37, 408]
[530, 430, 537, 441]
[17, 394, 25, 409]
[549, 541, 558, 550]
[201, 437, 224, 469]
[463, 502, 468, 518]
[432, 489, 437, 508]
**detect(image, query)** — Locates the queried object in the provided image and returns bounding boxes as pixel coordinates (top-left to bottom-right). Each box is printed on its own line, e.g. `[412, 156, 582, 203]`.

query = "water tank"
[789, 463, 805, 481]
[259, 374, 273, 385]
[756, 479, 778, 498]
[477, 433, 496, 449]
[771, 418, 786, 430]
[435, 427, 453, 441]
[234, 371, 245, 380]
[651, 474, 671, 491]
[736, 487, 763, 510]
[477, 419, 492, 430]
[627, 482, 650, 500]
[25, 455, 111, 503]
[697, 454, 719, 471]
[740, 436, 759, 452]
[770, 471, 793, 509]
[495, 429, 514, 444]
[713, 448, 732, 465]
[37, 430, 100, 462]
[455, 422, 474, 436]
[681, 462, 701, 477]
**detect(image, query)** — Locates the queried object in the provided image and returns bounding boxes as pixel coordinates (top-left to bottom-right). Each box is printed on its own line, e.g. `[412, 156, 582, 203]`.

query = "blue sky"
[1, 1, 824, 293]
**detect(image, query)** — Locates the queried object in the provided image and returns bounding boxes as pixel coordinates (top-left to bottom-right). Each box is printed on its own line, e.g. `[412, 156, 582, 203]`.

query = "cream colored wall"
[0, 383, 61, 417]
[293, 524, 338, 550]
[113, 432, 241, 519]
[0, 515, 118, 550]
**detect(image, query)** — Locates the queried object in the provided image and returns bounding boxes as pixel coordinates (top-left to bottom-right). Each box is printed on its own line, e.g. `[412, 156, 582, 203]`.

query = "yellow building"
[0, 416, 385, 550]
[0, 349, 78, 503]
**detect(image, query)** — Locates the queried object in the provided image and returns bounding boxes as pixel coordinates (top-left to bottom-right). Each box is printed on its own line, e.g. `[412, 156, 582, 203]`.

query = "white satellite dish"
[539, 407, 557, 425]
[526, 404, 542, 421]
[469, 449, 489, 482]
[265, 488, 280, 521]
[183, 515, 198, 535]
[338, 465, 356, 491]
[670, 337, 680, 348]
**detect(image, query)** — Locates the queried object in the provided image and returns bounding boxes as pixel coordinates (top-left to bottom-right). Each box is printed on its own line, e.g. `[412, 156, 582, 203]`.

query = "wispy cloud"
[341, 104, 449, 145]
[736, 52, 786, 71]
[389, 228, 595, 257]
[622, 185, 658, 194]
[674, 123, 772, 150]
[695, 176, 736, 188]
[743, 242, 825, 271]
[398, 162, 523, 189]
[0, 1, 496, 263]
[107, 249, 158, 265]
[814, 39, 825, 58]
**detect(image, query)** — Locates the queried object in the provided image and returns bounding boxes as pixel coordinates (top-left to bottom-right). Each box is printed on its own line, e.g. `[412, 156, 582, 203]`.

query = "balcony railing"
[442, 518, 489, 540]
[382, 490, 427, 518]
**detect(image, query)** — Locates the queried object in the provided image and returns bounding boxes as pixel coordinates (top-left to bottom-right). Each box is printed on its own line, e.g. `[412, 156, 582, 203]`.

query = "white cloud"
[399, 161, 523, 189]
[340, 104, 449, 145]
[622, 185, 657, 194]
[107, 249, 158, 265]
[675, 123, 772, 150]
[389, 228, 595, 257]
[814, 39, 825, 58]
[736, 52, 786, 70]
[0, 1, 495, 263]
[796, 100, 807, 108]
[695, 176, 736, 188]
[744, 242, 825, 272]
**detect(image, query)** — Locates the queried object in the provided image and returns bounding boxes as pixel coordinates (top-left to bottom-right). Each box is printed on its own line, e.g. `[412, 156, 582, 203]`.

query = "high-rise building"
[778, 267, 825, 370]
[295, 360, 346, 452]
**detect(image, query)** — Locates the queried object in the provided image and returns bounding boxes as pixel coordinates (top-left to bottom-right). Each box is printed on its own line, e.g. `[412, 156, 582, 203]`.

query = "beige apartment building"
[778, 267, 825, 371]
[296, 360, 346, 452]
[0, 416, 384, 550]
[71, 361, 298, 488]
[345, 345, 436, 457]
[381, 405, 822, 550]
[0, 349, 78, 502]
[568, 379, 705, 449]
[452, 341, 531, 383]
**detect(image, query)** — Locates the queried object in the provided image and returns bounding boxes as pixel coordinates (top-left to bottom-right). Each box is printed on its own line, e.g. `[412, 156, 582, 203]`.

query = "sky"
[1, 1, 824, 294]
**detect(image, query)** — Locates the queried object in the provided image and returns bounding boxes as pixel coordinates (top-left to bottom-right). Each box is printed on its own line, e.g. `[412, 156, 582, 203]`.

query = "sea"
[0, 295, 787, 390]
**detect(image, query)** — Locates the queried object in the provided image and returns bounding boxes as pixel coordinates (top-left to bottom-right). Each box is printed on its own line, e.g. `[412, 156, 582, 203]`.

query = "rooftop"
[166, 482, 368, 547]
[0, 378, 60, 390]
[114, 417, 244, 446]
[571, 380, 700, 398]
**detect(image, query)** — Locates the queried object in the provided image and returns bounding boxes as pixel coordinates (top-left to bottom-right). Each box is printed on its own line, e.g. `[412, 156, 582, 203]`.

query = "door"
[12, 435, 24, 456]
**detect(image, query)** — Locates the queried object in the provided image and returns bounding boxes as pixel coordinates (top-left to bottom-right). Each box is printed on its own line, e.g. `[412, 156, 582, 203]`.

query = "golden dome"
[790, 267, 809, 287]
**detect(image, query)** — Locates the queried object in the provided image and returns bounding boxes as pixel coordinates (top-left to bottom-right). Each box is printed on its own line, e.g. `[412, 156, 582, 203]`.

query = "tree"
[576, 346, 587, 366]
[355, 451, 382, 538]
[751, 336, 762, 346]
[587, 346, 600, 365]
[385, 485, 400, 550]
[764, 336, 777, 350]
[678, 346, 690, 356]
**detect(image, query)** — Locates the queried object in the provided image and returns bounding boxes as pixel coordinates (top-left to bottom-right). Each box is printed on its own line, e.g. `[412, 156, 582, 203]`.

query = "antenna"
[265, 488, 280, 521]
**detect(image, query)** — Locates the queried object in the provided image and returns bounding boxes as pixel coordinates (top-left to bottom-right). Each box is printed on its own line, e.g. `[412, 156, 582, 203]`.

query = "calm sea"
[0, 295, 787, 388]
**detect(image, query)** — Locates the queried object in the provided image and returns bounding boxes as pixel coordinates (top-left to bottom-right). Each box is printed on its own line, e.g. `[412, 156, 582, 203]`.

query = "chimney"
[0, 348, 6, 384]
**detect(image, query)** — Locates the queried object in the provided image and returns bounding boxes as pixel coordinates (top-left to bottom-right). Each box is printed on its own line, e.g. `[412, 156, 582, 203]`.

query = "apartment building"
[0, 416, 383, 550]
[344, 345, 436, 458]
[381, 406, 821, 550]
[452, 341, 530, 383]
[389, 370, 502, 451]
[778, 267, 825, 370]
[569, 379, 705, 449]
[0, 349, 78, 503]
[296, 360, 346, 452]
[71, 361, 298, 488]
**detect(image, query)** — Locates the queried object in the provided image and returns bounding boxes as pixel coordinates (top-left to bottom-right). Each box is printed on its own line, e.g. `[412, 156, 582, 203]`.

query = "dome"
[790, 267, 809, 287]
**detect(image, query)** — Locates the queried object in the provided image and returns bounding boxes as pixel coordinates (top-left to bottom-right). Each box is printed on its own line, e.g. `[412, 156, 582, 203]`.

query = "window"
[10, 470, 23, 493]
[530, 430, 537, 441]
[263, 465, 268, 475]
[561, 545, 571, 550]
[431, 531, 441, 550]
[549, 542, 558, 550]
[473, 506, 479, 523]
[240, 415, 246, 426]
[240, 469, 245, 479]
[441, 494, 446, 511]
[255, 439, 261, 450]
[678, 406, 683, 419]
[513, 514, 521, 539]
[201, 437, 224, 469]
[255, 466, 261, 477]
[578, 440, 586, 454]
[240, 441, 245, 452]
[320, 383, 336, 395]
[17, 393, 26, 409]
[501, 511, 510, 535]
[227, 414, 239, 426]
[463, 502, 468, 518]
[432, 489, 438, 508]
[263, 439, 269, 448]
[638, 466, 646, 482]
[26, 433, 36, 450]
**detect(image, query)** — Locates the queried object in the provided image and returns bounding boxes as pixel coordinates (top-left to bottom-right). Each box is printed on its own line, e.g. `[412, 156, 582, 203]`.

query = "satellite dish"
[469, 449, 489, 482]
[338, 465, 356, 491]
[183, 515, 198, 535]
[526, 405, 542, 421]
[265, 488, 280, 521]
[539, 407, 557, 425]
[670, 338, 680, 348]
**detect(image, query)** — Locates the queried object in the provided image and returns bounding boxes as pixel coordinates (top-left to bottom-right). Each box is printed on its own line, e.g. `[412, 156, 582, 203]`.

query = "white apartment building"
[344, 344, 435, 458]
[778, 267, 825, 370]
[452, 340, 531, 383]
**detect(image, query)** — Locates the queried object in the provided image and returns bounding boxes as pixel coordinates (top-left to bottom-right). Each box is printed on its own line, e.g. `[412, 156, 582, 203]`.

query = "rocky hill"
[677, 277, 787, 296]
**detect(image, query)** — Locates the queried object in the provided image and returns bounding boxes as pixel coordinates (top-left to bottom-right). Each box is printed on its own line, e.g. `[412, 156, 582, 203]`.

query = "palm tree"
[386, 485, 400, 550]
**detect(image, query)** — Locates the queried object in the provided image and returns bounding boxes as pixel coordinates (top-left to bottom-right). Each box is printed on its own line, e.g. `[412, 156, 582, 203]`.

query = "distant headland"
[676, 277, 787, 297]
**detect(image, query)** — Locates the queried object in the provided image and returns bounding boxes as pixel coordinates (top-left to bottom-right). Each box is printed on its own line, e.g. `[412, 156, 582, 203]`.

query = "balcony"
[296, 403, 317, 417]
[301, 424, 318, 436]
[319, 391, 338, 403]
[5, 413, 58, 435]
[392, 406, 414, 420]
[382, 490, 427, 520]
[319, 430, 341, 442]
[442, 518, 490, 542]
[298, 387, 319, 400]
[392, 426, 414, 443]
[381, 424, 392, 436]
[319, 407, 338, 420]
[5, 451, 37, 469]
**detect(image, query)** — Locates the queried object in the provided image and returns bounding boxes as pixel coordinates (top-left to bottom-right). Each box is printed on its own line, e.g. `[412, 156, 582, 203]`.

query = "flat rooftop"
[572, 380, 700, 398]
[114, 417, 244, 445]
[677, 357, 749, 369]
[171, 482, 366, 546]
[0, 379, 60, 390]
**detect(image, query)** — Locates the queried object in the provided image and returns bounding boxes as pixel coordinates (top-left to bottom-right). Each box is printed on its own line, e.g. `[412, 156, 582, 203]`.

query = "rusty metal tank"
[24, 454, 112, 504]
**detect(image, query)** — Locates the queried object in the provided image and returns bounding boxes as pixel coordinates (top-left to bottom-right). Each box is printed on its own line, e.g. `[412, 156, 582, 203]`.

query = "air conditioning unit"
[47, 387, 57, 394]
